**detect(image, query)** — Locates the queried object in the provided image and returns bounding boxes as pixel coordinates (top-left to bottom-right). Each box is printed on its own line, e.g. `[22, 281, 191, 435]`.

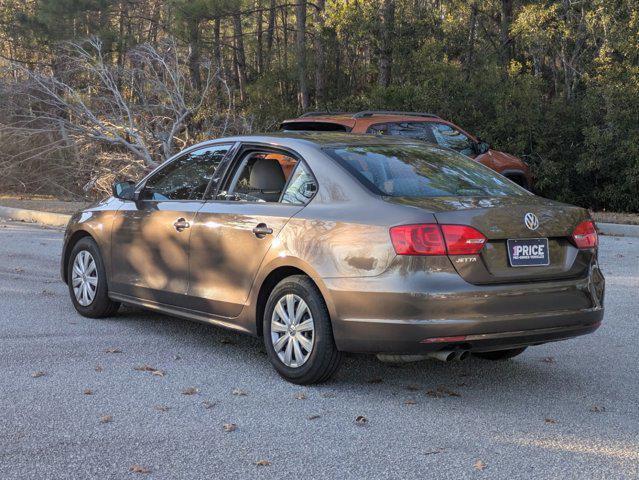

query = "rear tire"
[263, 275, 342, 384]
[473, 347, 527, 360]
[67, 237, 120, 318]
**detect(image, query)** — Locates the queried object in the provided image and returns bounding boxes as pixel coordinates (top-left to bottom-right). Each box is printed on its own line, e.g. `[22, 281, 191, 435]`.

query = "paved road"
[0, 220, 637, 479]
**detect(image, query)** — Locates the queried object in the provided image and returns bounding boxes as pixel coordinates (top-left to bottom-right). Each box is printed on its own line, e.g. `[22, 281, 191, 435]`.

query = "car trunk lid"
[386, 195, 593, 285]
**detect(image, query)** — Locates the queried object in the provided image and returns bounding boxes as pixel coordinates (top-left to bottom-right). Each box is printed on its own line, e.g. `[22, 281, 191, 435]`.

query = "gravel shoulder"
[0, 222, 637, 479]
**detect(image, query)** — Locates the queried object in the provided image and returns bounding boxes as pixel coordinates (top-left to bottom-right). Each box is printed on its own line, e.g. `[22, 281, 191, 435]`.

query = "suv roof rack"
[299, 111, 348, 118]
[352, 110, 440, 119]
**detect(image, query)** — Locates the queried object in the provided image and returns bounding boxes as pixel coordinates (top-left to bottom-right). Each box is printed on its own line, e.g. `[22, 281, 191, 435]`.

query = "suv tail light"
[571, 220, 598, 249]
[390, 224, 486, 256]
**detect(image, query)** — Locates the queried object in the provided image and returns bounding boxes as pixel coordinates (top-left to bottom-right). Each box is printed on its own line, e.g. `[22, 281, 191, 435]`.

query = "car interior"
[226, 152, 298, 202]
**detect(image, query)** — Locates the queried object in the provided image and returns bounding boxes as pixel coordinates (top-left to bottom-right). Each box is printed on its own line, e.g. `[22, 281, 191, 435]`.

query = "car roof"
[195, 131, 427, 150]
[280, 111, 442, 129]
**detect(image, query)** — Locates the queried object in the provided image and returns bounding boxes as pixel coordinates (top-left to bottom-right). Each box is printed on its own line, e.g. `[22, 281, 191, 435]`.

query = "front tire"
[67, 237, 120, 318]
[473, 347, 527, 360]
[263, 276, 342, 384]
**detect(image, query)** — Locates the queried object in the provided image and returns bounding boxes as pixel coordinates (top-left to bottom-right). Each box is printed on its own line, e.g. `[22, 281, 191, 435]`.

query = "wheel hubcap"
[270, 294, 314, 368]
[71, 250, 98, 307]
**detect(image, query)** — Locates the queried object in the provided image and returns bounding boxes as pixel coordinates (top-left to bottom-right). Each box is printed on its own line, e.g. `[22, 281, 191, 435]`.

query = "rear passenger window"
[282, 162, 317, 205]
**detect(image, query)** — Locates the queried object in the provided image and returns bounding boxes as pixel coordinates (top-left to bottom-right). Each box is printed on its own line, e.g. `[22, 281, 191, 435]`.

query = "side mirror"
[474, 140, 490, 155]
[112, 180, 136, 201]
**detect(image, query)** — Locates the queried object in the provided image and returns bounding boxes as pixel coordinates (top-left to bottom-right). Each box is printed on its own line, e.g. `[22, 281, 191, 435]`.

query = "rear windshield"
[281, 121, 351, 132]
[325, 144, 527, 198]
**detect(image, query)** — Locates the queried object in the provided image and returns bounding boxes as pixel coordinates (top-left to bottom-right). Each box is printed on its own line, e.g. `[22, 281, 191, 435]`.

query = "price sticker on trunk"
[507, 238, 550, 267]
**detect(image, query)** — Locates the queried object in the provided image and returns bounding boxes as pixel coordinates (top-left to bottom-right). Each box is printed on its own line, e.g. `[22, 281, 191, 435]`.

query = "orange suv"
[281, 111, 532, 190]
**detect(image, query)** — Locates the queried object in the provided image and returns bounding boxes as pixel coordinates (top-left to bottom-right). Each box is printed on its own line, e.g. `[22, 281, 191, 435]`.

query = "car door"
[187, 145, 317, 318]
[110, 144, 232, 307]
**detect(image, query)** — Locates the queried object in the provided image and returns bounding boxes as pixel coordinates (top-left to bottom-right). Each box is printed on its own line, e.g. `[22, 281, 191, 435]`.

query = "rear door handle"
[174, 218, 191, 232]
[252, 223, 273, 238]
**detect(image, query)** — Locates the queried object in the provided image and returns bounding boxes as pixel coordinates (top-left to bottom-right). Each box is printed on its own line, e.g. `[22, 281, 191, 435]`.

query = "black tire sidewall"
[263, 277, 336, 383]
[67, 237, 114, 317]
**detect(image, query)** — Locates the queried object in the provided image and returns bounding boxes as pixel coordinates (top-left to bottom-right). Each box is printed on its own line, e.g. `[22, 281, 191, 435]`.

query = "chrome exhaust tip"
[426, 350, 457, 362]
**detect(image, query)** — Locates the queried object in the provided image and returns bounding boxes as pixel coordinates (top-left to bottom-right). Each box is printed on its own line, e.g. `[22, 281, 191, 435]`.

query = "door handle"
[252, 223, 273, 238]
[174, 218, 191, 232]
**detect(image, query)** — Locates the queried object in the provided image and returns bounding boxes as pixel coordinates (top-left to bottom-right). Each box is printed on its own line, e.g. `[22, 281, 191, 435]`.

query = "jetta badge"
[524, 212, 539, 231]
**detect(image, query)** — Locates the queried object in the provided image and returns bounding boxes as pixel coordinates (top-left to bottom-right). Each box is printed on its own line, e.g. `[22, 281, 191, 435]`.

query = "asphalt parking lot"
[0, 220, 637, 479]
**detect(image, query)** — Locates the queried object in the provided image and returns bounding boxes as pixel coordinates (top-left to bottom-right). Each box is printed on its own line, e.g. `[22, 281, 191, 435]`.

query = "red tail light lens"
[390, 224, 486, 256]
[390, 224, 446, 255]
[441, 225, 487, 255]
[572, 220, 598, 249]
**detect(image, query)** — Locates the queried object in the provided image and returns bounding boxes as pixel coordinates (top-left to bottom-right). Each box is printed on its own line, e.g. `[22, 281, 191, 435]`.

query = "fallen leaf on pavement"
[307, 414, 321, 420]
[474, 459, 487, 471]
[232, 388, 248, 396]
[99, 415, 113, 423]
[94, 365, 103, 373]
[355, 415, 368, 425]
[424, 448, 446, 455]
[83, 388, 93, 395]
[130, 465, 151, 474]
[182, 387, 199, 395]
[105, 348, 122, 354]
[223, 423, 237, 432]
[544, 418, 558, 424]
[255, 459, 271, 467]
[404, 399, 417, 405]
[220, 338, 235, 344]
[201, 401, 216, 409]
[294, 392, 307, 400]
[31, 371, 46, 378]
[426, 386, 461, 398]
[154, 405, 170, 412]
[133, 364, 164, 376]
[590, 405, 606, 413]
[541, 356, 555, 363]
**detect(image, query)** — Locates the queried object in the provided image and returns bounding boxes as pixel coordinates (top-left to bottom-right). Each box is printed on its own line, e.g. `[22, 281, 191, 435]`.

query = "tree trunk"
[213, 17, 223, 107]
[295, 0, 309, 110]
[464, 1, 479, 80]
[266, 0, 276, 66]
[314, 0, 326, 107]
[378, 0, 395, 87]
[187, 17, 202, 90]
[499, 0, 513, 66]
[256, 0, 264, 74]
[233, 13, 248, 104]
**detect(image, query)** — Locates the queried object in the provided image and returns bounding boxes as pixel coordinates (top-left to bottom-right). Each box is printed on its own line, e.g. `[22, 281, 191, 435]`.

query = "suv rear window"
[281, 121, 351, 132]
[326, 144, 527, 198]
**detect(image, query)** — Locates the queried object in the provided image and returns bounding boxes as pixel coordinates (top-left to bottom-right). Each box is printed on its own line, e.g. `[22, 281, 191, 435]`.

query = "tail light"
[390, 224, 486, 256]
[571, 220, 598, 249]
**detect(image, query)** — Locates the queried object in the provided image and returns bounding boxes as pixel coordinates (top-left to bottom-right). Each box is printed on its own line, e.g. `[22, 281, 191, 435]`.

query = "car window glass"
[368, 122, 437, 144]
[282, 162, 317, 204]
[144, 145, 230, 201]
[222, 151, 298, 203]
[326, 144, 527, 198]
[429, 123, 474, 156]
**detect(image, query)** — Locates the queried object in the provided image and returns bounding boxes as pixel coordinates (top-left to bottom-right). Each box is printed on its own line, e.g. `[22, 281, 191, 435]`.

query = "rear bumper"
[325, 256, 605, 354]
[333, 308, 603, 354]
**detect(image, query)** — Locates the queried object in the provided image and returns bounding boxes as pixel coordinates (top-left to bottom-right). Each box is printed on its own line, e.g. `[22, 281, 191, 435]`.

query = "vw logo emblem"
[524, 212, 539, 231]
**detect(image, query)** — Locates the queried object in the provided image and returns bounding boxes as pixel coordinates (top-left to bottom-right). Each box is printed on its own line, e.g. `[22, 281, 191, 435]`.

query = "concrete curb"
[598, 222, 639, 238]
[0, 205, 71, 228]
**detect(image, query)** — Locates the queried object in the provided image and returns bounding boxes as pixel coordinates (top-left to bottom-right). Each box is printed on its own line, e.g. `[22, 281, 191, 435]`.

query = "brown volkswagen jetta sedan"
[61, 133, 604, 384]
